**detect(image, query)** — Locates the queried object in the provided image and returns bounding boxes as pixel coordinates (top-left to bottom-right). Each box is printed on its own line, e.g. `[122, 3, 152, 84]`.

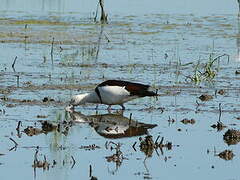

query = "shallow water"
[1, 1, 240, 180]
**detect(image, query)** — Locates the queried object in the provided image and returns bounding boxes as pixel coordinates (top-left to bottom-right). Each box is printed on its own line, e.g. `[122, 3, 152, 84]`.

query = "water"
[0, 0, 240, 180]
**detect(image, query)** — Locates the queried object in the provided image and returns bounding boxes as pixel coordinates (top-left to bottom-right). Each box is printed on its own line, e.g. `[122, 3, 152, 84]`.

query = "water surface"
[0, 1, 240, 180]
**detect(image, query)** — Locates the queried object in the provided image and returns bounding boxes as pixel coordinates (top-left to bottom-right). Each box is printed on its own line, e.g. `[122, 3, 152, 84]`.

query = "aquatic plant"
[187, 53, 229, 84]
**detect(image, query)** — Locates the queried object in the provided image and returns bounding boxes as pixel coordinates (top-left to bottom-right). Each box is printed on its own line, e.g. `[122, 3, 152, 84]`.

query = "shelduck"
[69, 80, 157, 110]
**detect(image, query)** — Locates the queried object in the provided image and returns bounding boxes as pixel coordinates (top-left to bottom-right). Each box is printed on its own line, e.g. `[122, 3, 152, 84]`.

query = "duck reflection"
[69, 111, 157, 139]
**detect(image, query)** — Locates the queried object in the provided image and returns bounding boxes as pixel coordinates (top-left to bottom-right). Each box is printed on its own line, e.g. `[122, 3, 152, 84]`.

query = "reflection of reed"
[42, 0, 65, 12]
[2, 0, 10, 9]
[237, 14, 240, 61]
[95, 25, 104, 61]
[0, 0, 68, 13]
[41, 0, 45, 11]
[238, 0, 240, 12]
[2, 0, 65, 12]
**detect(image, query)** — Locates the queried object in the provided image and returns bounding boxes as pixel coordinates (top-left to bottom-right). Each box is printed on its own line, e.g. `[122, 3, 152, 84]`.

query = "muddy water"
[1, 1, 240, 180]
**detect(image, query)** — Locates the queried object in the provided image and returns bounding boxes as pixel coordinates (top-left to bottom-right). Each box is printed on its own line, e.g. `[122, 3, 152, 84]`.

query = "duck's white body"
[69, 80, 157, 110]
[98, 86, 137, 104]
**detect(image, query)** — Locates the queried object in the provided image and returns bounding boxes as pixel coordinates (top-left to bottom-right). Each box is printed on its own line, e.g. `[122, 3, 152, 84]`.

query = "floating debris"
[0, 96, 63, 106]
[223, 129, 240, 145]
[218, 150, 234, 160]
[42, 97, 55, 102]
[32, 158, 50, 170]
[40, 121, 57, 133]
[90, 176, 98, 180]
[139, 135, 173, 157]
[199, 94, 213, 101]
[168, 116, 175, 124]
[32, 149, 50, 170]
[24, 126, 42, 136]
[217, 89, 225, 95]
[9, 138, 18, 151]
[79, 144, 100, 150]
[235, 70, 240, 75]
[23, 121, 57, 136]
[21, 99, 32, 103]
[211, 121, 227, 131]
[236, 117, 240, 120]
[36, 115, 48, 118]
[139, 136, 155, 157]
[6, 104, 16, 108]
[0, 89, 12, 94]
[140, 106, 165, 113]
[105, 142, 126, 170]
[181, 118, 196, 125]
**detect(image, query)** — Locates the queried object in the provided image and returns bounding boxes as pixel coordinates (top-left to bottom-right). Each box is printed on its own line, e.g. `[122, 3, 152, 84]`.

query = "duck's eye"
[70, 99, 75, 104]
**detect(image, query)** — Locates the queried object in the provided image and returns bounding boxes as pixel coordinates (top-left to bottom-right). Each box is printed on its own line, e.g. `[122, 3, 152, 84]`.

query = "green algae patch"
[161, 24, 178, 30]
[129, 31, 159, 35]
[9, 19, 69, 26]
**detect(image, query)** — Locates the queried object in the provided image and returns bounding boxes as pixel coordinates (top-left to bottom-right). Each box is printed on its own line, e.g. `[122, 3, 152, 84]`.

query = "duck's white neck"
[71, 92, 100, 105]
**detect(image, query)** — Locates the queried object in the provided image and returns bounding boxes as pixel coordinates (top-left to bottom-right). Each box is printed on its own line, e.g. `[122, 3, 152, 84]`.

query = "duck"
[69, 80, 157, 110]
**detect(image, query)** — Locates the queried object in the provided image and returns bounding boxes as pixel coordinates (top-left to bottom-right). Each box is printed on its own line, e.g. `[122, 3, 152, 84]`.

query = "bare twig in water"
[89, 164, 92, 177]
[139, 135, 174, 157]
[50, 37, 54, 64]
[95, 25, 104, 61]
[143, 156, 150, 175]
[132, 141, 137, 151]
[33, 148, 39, 179]
[9, 138, 18, 151]
[16, 121, 22, 131]
[218, 103, 222, 122]
[12, 56, 17, 72]
[195, 100, 200, 112]
[129, 113, 132, 125]
[104, 33, 110, 42]
[155, 135, 160, 144]
[105, 141, 108, 149]
[16, 75, 19, 87]
[71, 156, 76, 169]
[16, 121, 22, 138]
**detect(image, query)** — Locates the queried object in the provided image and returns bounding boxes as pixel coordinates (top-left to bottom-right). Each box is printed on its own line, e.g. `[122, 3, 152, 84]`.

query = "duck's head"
[70, 93, 89, 106]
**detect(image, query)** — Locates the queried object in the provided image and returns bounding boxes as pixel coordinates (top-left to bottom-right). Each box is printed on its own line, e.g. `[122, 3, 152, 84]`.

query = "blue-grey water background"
[0, 0, 240, 180]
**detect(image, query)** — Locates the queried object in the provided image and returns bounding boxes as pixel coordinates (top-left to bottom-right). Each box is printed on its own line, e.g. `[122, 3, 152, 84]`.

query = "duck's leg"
[107, 105, 112, 113]
[95, 104, 99, 114]
[120, 104, 125, 110]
